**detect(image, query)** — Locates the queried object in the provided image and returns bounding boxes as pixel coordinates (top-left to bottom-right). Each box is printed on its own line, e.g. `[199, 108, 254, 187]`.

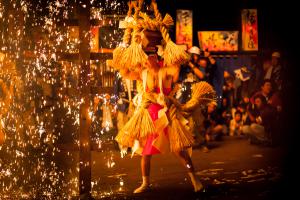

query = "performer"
[112, 0, 216, 193]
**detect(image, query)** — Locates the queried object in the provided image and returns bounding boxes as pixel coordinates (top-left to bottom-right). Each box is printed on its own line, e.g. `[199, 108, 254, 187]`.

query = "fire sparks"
[0, 0, 127, 198]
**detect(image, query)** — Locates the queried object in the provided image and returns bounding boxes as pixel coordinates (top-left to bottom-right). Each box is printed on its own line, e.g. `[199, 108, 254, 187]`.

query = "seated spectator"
[229, 111, 243, 136]
[235, 96, 250, 124]
[250, 79, 273, 104]
[242, 94, 277, 145]
[217, 97, 232, 128]
[203, 102, 227, 142]
[251, 79, 282, 112]
[223, 75, 235, 108]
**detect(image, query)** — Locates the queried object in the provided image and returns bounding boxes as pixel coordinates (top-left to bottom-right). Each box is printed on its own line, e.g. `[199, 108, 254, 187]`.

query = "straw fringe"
[120, 42, 148, 71]
[162, 14, 174, 28]
[168, 105, 194, 152]
[115, 106, 155, 147]
[163, 38, 190, 66]
[112, 2, 134, 69]
[118, 0, 148, 72]
[115, 92, 157, 148]
[182, 81, 217, 111]
[152, 0, 190, 67]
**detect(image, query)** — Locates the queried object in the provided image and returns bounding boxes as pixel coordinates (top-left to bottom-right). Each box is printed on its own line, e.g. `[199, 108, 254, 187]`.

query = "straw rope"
[112, 2, 134, 69]
[151, 0, 190, 66]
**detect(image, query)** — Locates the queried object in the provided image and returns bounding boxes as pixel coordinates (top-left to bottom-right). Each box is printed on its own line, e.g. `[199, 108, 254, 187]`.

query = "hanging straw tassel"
[182, 81, 217, 112]
[151, 0, 190, 67]
[167, 105, 194, 152]
[115, 93, 157, 148]
[121, 39, 148, 71]
[119, 0, 148, 71]
[160, 26, 190, 66]
[116, 106, 155, 147]
[162, 13, 174, 28]
[112, 2, 133, 69]
[115, 129, 135, 148]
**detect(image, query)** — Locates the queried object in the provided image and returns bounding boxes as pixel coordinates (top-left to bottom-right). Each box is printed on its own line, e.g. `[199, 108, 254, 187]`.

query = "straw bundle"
[161, 26, 190, 66]
[115, 106, 155, 147]
[127, 101, 135, 118]
[115, 92, 157, 147]
[119, 0, 148, 72]
[112, 1, 134, 69]
[151, 0, 189, 66]
[182, 81, 217, 112]
[121, 40, 148, 71]
[162, 14, 174, 28]
[167, 104, 194, 152]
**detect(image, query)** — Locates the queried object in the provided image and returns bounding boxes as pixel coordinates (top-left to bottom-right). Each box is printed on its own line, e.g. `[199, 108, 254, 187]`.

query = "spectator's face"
[261, 82, 272, 95]
[254, 98, 263, 109]
[207, 104, 216, 113]
[271, 56, 279, 66]
[192, 54, 199, 62]
[235, 114, 241, 122]
[199, 59, 207, 68]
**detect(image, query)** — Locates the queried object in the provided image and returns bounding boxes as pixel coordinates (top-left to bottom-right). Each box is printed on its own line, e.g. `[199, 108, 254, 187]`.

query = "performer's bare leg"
[133, 155, 151, 193]
[174, 150, 204, 192]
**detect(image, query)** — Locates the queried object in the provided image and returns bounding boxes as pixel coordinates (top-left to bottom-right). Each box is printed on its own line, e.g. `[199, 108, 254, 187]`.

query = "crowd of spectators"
[177, 46, 283, 151]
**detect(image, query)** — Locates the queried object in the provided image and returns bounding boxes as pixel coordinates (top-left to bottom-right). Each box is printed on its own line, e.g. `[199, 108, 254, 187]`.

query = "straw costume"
[112, 0, 216, 193]
[114, 0, 216, 155]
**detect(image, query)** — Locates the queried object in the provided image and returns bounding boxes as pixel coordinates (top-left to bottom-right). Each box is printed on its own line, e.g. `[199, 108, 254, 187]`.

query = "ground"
[86, 136, 289, 200]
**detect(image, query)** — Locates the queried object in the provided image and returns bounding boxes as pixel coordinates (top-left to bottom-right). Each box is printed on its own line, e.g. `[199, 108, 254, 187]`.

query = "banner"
[198, 31, 239, 51]
[90, 26, 99, 52]
[176, 10, 193, 48]
[241, 9, 258, 51]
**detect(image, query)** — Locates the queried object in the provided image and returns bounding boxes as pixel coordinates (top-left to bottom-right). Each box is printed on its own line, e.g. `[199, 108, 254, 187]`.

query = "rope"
[151, 0, 163, 22]
[122, 2, 134, 44]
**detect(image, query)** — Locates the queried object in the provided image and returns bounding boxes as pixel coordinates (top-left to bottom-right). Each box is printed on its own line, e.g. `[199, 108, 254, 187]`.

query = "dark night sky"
[156, 0, 296, 56]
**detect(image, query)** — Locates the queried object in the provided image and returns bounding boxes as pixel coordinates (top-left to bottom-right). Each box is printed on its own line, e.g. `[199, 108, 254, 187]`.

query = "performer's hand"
[119, 145, 128, 158]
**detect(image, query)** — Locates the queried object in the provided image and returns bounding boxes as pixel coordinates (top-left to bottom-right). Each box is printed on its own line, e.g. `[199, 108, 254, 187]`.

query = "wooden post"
[78, 0, 92, 198]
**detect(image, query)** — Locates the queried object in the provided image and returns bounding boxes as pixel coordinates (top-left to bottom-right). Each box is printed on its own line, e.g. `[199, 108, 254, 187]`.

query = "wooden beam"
[77, 0, 92, 198]
[57, 52, 112, 61]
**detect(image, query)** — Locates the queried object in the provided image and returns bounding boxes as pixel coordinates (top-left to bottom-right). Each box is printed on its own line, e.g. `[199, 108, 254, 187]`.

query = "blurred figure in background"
[264, 52, 282, 91]
[177, 46, 207, 150]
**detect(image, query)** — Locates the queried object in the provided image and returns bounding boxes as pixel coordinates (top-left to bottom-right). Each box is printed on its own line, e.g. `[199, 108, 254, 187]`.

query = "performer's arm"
[167, 65, 180, 83]
[120, 68, 142, 81]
